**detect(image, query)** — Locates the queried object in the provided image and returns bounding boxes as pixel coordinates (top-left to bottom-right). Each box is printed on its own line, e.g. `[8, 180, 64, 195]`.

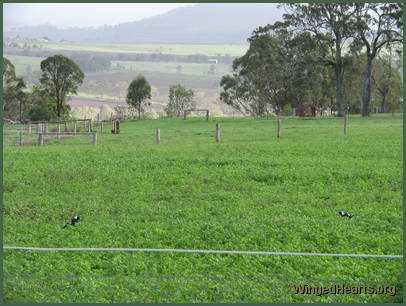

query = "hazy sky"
[3, 3, 196, 30]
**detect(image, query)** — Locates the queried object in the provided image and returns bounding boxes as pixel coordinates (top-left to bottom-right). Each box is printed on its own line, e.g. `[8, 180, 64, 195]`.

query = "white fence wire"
[3, 246, 402, 258]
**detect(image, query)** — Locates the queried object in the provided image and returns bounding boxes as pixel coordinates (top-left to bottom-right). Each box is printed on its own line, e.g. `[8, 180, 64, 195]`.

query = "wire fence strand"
[3, 246, 403, 258]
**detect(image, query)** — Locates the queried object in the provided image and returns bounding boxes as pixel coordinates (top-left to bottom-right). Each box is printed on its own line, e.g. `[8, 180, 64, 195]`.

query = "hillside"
[4, 3, 283, 44]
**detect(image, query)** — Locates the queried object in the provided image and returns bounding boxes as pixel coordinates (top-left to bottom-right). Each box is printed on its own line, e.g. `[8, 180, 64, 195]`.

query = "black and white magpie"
[62, 216, 81, 229]
[338, 211, 354, 218]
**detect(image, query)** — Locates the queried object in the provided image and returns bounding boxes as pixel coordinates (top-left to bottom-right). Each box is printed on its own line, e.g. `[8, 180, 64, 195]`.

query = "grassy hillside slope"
[4, 115, 403, 302]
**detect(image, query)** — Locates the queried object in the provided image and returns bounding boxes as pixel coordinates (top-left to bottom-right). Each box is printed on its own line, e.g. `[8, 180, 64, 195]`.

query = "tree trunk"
[361, 56, 373, 117]
[56, 90, 61, 118]
[57, 103, 60, 118]
[380, 95, 386, 113]
[334, 42, 344, 117]
[19, 101, 23, 122]
[138, 104, 141, 120]
[335, 64, 345, 117]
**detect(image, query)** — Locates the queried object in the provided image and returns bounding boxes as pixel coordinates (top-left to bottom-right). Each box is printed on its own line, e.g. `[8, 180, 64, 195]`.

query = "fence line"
[3, 246, 402, 258]
[36, 132, 98, 146]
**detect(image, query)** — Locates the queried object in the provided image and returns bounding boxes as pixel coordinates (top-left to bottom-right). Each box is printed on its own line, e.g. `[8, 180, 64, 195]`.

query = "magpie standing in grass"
[62, 216, 81, 229]
[338, 211, 354, 218]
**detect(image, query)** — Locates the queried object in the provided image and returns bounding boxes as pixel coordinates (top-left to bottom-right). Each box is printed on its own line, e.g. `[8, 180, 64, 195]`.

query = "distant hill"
[4, 3, 284, 44]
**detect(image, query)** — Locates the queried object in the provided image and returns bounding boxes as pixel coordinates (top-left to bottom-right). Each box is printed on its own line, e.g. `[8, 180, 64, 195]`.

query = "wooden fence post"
[88, 119, 91, 132]
[57, 122, 61, 139]
[344, 115, 348, 135]
[206, 110, 209, 121]
[216, 123, 221, 142]
[156, 128, 160, 144]
[28, 123, 32, 134]
[101, 121, 103, 134]
[19, 131, 23, 146]
[64, 121, 67, 132]
[277, 118, 282, 138]
[92, 132, 97, 146]
[183, 111, 187, 120]
[38, 133, 43, 146]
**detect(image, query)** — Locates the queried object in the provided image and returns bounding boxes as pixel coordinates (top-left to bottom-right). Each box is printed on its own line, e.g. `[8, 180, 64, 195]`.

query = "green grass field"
[3, 114, 403, 302]
[3, 54, 44, 75]
[29, 41, 248, 56]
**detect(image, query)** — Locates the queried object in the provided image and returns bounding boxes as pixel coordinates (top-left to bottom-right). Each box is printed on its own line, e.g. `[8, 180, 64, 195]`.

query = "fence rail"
[36, 132, 97, 146]
[3, 246, 402, 258]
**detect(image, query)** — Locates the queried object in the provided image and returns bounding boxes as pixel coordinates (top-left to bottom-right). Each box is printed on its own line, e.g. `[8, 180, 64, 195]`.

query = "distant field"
[4, 54, 44, 75]
[4, 114, 403, 302]
[4, 54, 225, 112]
[111, 60, 231, 78]
[28, 41, 248, 56]
[4, 54, 231, 79]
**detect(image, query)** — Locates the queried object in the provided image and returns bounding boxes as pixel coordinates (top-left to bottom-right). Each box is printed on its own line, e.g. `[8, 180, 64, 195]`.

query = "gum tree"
[126, 75, 151, 120]
[40, 54, 84, 119]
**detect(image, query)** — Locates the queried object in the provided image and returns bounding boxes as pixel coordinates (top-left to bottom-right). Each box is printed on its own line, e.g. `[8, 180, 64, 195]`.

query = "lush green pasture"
[4, 114, 403, 302]
[33, 41, 248, 56]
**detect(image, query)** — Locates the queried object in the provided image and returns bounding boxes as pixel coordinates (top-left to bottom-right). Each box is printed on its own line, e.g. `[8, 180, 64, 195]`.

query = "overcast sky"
[3, 3, 196, 30]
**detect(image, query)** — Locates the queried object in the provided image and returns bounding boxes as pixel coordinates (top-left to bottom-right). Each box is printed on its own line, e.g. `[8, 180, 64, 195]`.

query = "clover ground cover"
[4, 115, 403, 302]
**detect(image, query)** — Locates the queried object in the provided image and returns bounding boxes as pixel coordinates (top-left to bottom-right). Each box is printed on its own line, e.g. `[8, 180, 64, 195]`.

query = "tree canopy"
[220, 3, 403, 117]
[165, 84, 195, 117]
[126, 75, 151, 120]
[3, 57, 26, 121]
[40, 54, 84, 118]
[353, 3, 403, 116]
[220, 25, 332, 117]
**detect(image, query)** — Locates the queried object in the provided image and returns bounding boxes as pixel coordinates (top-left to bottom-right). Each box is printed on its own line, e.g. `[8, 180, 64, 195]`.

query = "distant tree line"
[220, 3, 403, 117]
[4, 55, 198, 122]
[70, 54, 111, 72]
